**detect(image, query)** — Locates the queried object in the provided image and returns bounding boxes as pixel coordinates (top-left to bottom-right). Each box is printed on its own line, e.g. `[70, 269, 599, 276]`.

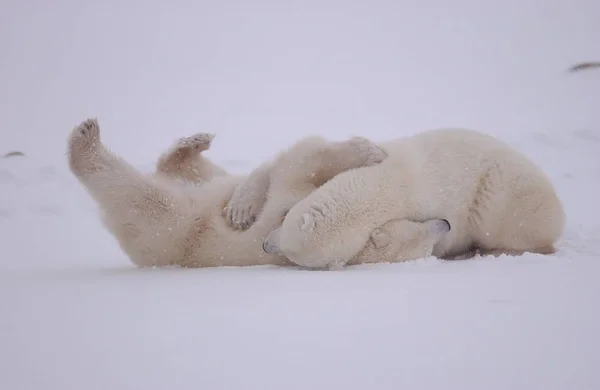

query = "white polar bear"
[237, 128, 566, 269]
[67, 118, 451, 268]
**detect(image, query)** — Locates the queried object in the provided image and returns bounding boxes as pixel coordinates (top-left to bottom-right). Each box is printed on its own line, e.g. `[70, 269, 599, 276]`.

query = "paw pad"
[175, 133, 216, 152]
[73, 118, 100, 140]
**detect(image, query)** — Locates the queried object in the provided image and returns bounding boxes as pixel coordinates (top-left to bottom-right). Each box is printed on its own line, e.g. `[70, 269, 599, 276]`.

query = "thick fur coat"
[257, 129, 565, 268]
[68, 118, 428, 268]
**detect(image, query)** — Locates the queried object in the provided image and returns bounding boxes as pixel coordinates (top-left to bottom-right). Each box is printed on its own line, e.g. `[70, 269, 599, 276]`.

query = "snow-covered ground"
[1, 1, 599, 389]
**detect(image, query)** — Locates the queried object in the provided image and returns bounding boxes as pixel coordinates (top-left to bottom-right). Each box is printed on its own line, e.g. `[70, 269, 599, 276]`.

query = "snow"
[1, 0, 599, 389]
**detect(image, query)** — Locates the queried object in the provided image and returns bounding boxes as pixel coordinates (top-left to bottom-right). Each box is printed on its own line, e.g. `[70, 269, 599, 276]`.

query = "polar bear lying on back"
[230, 128, 566, 269]
[67, 118, 452, 268]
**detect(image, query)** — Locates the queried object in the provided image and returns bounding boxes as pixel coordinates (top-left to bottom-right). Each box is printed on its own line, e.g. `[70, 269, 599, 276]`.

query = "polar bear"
[231, 128, 565, 269]
[155, 132, 228, 184]
[67, 117, 452, 268]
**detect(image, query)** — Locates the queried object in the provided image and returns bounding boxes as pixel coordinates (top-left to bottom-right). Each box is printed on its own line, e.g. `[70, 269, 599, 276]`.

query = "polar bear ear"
[299, 213, 316, 233]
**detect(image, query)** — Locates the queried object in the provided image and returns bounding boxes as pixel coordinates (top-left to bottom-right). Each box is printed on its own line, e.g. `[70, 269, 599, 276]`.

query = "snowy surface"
[1, 1, 599, 389]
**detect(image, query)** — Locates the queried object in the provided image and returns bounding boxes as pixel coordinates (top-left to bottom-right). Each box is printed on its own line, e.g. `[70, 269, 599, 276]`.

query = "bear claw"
[69, 117, 101, 153]
[174, 133, 215, 153]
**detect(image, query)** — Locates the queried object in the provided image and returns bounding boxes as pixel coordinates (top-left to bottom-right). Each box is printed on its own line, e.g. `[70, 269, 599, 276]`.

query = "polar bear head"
[263, 218, 451, 268]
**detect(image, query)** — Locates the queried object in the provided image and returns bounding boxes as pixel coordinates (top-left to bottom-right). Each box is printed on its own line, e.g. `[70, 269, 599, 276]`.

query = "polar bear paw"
[225, 188, 259, 230]
[68, 117, 101, 155]
[225, 173, 269, 230]
[67, 117, 105, 176]
[172, 133, 215, 153]
[345, 136, 387, 167]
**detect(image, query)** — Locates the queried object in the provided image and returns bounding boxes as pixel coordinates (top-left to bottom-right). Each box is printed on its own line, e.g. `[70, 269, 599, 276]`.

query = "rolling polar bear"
[67, 118, 452, 268]
[229, 128, 566, 269]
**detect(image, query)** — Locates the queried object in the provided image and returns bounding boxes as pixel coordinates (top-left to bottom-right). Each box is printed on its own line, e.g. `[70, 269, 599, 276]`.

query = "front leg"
[225, 136, 387, 230]
[225, 160, 272, 230]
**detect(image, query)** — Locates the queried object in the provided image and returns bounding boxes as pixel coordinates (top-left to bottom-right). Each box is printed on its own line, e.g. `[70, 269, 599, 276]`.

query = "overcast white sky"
[1, 0, 598, 167]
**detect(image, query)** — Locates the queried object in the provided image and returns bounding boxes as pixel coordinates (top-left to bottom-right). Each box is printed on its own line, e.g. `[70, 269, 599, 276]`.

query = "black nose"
[262, 240, 278, 254]
[441, 219, 451, 231]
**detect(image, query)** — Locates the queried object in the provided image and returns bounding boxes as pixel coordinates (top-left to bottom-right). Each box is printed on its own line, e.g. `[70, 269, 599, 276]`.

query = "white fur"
[264, 217, 451, 269]
[66, 118, 394, 268]
[155, 132, 228, 184]
[269, 128, 566, 268]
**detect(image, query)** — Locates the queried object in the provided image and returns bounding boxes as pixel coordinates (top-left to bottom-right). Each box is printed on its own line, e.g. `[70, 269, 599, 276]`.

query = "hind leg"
[470, 164, 565, 258]
[68, 118, 193, 267]
[226, 136, 387, 230]
[478, 206, 562, 257]
[156, 133, 228, 184]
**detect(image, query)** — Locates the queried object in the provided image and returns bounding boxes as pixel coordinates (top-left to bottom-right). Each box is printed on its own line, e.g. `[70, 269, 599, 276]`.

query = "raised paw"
[345, 136, 387, 167]
[67, 117, 103, 175]
[173, 133, 215, 154]
[68, 118, 101, 154]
